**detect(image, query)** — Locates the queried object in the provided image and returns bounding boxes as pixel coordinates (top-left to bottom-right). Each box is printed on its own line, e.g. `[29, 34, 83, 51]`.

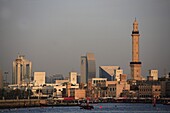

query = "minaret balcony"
[132, 31, 139, 34]
[130, 62, 142, 64]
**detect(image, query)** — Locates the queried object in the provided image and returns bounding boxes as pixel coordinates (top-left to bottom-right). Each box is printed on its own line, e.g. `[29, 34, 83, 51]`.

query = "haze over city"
[0, 0, 170, 83]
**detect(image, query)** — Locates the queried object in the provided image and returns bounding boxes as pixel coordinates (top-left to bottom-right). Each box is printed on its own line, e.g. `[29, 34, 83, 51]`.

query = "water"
[1, 103, 170, 113]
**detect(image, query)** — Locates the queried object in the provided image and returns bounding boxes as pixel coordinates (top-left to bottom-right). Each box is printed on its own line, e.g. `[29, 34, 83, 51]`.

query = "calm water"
[1, 103, 170, 113]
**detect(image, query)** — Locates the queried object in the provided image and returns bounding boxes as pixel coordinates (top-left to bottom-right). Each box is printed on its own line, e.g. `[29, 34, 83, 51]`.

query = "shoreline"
[0, 98, 169, 109]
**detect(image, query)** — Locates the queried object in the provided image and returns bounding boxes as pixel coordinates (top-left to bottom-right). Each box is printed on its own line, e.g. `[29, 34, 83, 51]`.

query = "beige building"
[100, 81, 130, 98]
[12, 55, 32, 85]
[149, 70, 158, 80]
[69, 72, 77, 85]
[120, 74, 127, 82]
[92, 78, 107, 86]
[70, 89, 86, 99]
[114, 69, 123, 81]
[130, 19, 142, 80]
[34, 72, 46, 86]
[90, 80, 130, 98]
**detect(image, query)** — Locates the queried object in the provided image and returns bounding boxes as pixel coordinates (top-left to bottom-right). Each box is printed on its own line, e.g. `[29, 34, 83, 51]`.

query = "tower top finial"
[134, 18, 138, 24]
[133, 18, 139, 32]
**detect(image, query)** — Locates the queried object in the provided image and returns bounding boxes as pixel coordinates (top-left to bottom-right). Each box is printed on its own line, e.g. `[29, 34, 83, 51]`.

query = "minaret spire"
[130, 18, 142, 80]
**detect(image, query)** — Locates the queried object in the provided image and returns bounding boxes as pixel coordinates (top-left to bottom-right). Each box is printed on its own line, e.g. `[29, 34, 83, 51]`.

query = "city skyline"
[0, 0, 170, 83]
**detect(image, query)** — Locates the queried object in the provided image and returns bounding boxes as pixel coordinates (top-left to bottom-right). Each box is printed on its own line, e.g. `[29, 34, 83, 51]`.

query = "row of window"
[108, 88, 116, 91]
[139, 89, 160, 92]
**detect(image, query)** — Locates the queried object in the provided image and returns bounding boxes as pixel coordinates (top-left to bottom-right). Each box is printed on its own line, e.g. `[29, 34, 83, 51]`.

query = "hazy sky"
[0, 0, 170, 83]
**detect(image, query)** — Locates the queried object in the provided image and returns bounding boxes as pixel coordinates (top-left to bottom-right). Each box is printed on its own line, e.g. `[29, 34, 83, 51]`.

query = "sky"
[0, 0, 170, 83]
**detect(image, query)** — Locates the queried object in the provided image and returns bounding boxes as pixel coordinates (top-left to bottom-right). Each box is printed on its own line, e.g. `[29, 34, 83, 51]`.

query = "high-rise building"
[149, 70, 158, 80]
[69, 72, 77, 85]
[99, 66, 122, 81]
[130, 19, 142, 80]
[81, 53, 96, 84]
[86, 53, 96, 81]
[12, 55, 32, 85]
[81, 56, 87, 84]
[34, 72, 45, 86]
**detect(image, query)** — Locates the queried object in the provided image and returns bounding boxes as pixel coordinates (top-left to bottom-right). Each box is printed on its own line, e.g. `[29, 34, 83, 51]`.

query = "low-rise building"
[98, 81, 130, 98]
[138, 80, 161, 98]
[149, 70, 158, 80]
[92, 78, 107, 86]
[159, 77, 170, 98]
[70, 89, 86, 99]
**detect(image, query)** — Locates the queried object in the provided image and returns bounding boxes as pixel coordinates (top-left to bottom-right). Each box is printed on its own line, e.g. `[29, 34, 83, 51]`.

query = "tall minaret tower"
[130, 19, 142, 80]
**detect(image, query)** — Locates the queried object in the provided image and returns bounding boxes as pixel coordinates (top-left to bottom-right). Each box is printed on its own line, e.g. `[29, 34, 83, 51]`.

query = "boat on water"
[79, 104, 94, 110]
[79, 98, 94, 110]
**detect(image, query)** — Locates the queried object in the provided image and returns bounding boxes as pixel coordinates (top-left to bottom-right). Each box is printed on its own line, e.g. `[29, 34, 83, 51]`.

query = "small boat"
[79, 98, 94, 110]
[79, 104, 94, 110]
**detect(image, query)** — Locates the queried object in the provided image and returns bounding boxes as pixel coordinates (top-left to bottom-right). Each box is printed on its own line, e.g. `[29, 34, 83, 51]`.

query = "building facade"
[69, 72, 77, 85]
[81, 53, 96, 84]
[149, 70, 158, 80]
[34, 72, 46, 86]
[99, 81, 130, 98]
[12, 55, 32, 85]
[130, 19, 142, 80]
[160, 77, 170, 98]
[92, 78, 107, 86]
[138, 81, 161, 98]
[99, 66, 122, 81]
[114, 69, 123, 81]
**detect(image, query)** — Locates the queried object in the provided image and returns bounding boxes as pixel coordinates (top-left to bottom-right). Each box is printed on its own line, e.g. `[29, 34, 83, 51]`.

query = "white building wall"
[69, 72, 77, 85]
[34, 72, 46, 86]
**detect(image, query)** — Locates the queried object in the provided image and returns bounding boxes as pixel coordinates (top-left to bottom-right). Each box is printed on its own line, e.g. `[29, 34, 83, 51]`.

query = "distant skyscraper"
[81, 53, 96, 84]
[12, 55, 32, 85]
[81, 56, 87, 84]
[99, 66, 122, 81]
[130, 19, 142, 80]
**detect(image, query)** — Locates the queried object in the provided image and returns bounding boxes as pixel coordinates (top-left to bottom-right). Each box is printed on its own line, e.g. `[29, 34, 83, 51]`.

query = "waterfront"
[1, 103, 170, 113]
